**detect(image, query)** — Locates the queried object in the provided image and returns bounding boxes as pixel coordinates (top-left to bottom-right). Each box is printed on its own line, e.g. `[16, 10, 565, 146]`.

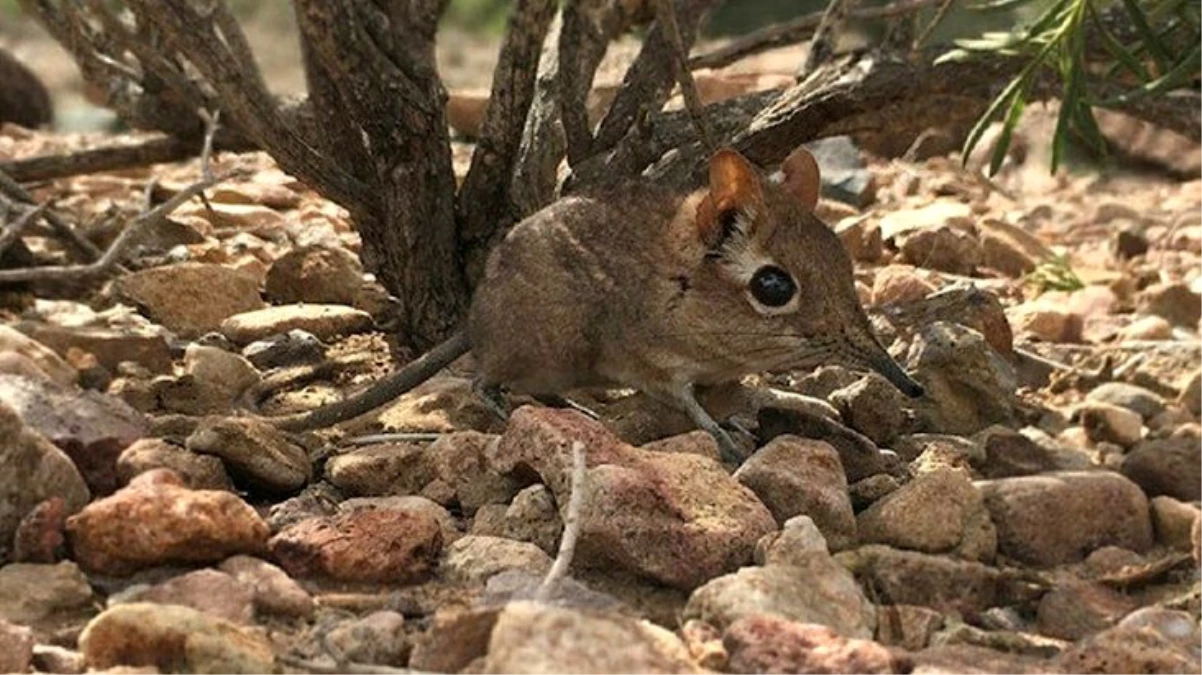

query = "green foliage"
[1026, 254, 1086, 293]
[941, 0, 1201, 175]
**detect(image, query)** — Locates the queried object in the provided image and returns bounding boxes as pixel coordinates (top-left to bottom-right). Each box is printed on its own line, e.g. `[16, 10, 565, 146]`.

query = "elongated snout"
[867, 349, 925, 398]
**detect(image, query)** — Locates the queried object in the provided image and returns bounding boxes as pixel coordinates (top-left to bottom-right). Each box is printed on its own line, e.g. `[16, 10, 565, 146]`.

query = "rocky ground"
[0, 37, 1200, 675]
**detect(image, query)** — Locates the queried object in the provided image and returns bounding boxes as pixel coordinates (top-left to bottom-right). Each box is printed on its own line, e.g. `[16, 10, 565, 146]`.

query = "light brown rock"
[0, 325, 76, 386]
[857, 468, 996, 561]
[186, 417, 311, 494]
[0, 561, 93, 624]
[725, 615, 904, 674]
[977, 471, 1153, 566]
[220, 304, 372, 345]
[734, 436, 856, 550]
[66, 470, 269, 575]
[117, 438, 232, 491]
[218, 555, 315, 619]
[0, 619, 34, 674]
[265, 245, 363, 306]
[122, 569, 254, 624]
[440, 535, 552, 584]
[113, 262, 264, 338]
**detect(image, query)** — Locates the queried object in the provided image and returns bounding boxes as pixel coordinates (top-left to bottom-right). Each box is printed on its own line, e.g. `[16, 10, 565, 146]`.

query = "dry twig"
[654, 0, 715, 152]
[535, 440, 587, 603]
[0, 203, 49, 258]
[0, 171, 104, 262]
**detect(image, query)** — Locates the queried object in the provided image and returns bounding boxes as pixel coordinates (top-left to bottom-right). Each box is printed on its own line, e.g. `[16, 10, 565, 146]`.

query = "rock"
[113, 262, 264, 338]
[724, 614, 904, 674]
[877, 284, 1015, 359]
[973, 426, 1064, 479]
[66, 470, 269, 575]
[872, 265, 936, 306]
[0, 403, 90, 563]
[441, 535, 552, 584]
[266, 482, 341, 532]
[220, 304, 372, 345]
[879, 200, 973, 241]
[899, 223, 982, 275]
[0, 374, 146, 496]
[217, 554, 313, 619]
[1138, 282, 1201, 327]
[911, 644, 1060, 674]
[683, 561, 875, 639]
[20, 323, 172, 375]
[1149, 496, 1200, 552]
[848, 473, 902, 510]
[0, 325, 76, 386]
[12, 497, 68, 563]
[807, 136, 875, 207]
[503, 484, 563, 555]
[0, 561, 93, 624]
[1178, 369, 1201, 416]
[1118, 315, 1173, 341]
[836, 545, 999, 616]
[482, 601, 699, 673]
[426, 431, 517, 515]
[325, 611, 409, 667]
[910, 322, 1017, 435]
[734, 436, 856, 550]
[241, 330, 324, 370]
[977, 218, 1048, 277]
[79, 602, 274, 673]
[1120, 437, 1201, 501]
[186, 417, 311, 494]
[377, 375, 505, 434]
[756, 408, 892, 482]
[1078, 402, 1144, 447]
[835, 217, 883, 262]
[977, 471, 1153, 566]
[0, 619, 34, 673]
[121, 569, 254, 624]
[340, 495, 460, 545]
[269, 508, 442, 583]
[876, 605, 944, 650]
[325, 442, 432, 497]
[829, 374, 911, 445]
[1087, 382, 1167, 420]
[857, 468, 996, 561]
[1006, 300, 1081, 343]
[264, 245, 363, 306]
[30, 644, 85, 674]
[117, 438, 232, 491]
[1035, 581, 1137, 641]
[756, 515, 829, 564]
[182, 344, 260, 403]
[1056, 608, 1200, 673]
[490, 407, 775, 590]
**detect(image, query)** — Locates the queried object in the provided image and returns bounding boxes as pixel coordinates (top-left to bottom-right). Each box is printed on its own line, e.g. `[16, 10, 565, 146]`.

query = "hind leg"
[533, 393, 600, 420]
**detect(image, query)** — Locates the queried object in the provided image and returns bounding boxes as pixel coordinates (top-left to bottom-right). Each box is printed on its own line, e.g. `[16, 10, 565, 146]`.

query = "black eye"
[750, 265, 797, 307]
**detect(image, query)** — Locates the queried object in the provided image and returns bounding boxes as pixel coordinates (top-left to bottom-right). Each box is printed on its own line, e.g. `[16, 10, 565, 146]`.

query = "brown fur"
[0, 48, 52, 129]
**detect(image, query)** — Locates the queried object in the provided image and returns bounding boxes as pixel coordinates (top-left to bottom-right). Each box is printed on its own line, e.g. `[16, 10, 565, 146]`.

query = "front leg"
[671, 382, 747, 465]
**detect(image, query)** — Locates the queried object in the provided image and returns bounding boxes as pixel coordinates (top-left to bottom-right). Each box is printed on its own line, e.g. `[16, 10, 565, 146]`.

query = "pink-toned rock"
[1139, 282, 1201, 326]
[123, 569, 254, 624]
[218, 555, 315, 619]
[0, 619, 34, 674]
[117, 438, 232, 491]
[872, 265, 936, 306]
[426, 432, 518, 515]
[66, 470, 269, 575]
[112, 262, 264, 338]
[12, 497, 68, 563]
[0, 403, 90, 564]
[0, 374, 146, 495]
[724, 615, 905, 674]
[1036, 581, 1137, 640]
[1006, 301, 1081, 343]
[856, 468, 997, 562]
[0, 325, 76, 386]
[20, 323, 172, 374]
[976, 471, 1152, 566]
[269, 508, 442, 583]
[489, 407, 776, 590]
[734, 436, 856, 551]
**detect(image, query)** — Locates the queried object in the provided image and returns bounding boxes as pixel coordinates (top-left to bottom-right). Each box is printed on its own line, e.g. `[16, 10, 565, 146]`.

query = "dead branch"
[687, 0, 942, 72]
[558, 0, 632, 167]
[0, 171, 103, 262]
[799, 0, 861, 79]
[654, 0, 715, 151]
[536, 440, 587, 603]
[456, 0, 558, 282]
[588, 0, 716, 159]
[0, 171, 241, 283]
[0, 203, 48, 259]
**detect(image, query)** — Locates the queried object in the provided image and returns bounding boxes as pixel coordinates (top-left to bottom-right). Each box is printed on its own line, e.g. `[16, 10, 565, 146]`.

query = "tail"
[272, 331, 471, 432]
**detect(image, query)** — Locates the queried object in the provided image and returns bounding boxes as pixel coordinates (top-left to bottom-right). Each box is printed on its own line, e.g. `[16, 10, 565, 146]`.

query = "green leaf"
[990, 86, 1029, 176]
[1089, 1, 1152, 82]
[1120, 0, 1173, 73]
[1095, 42, 1202, 106]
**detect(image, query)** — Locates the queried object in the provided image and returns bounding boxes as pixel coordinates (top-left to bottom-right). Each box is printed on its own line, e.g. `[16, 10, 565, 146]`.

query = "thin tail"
[272, 331, 471, 432]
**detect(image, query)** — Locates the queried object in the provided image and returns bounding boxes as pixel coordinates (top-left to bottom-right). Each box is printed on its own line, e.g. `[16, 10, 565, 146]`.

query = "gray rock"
[836, 544, 1000, 616]
[756, 407, 892, 482]
[119, 568, 254, 624]
[440, 535, 552, 584]
[1036, 581, 1137, 641]
[325, 442, 432, 497]
[1056, 607, 1200, 673]
[0, 561, 93, 624]
[1086, 382, 1167, 420]
[756, 515, 829, 565]
[426, 431, 517, 514]
[503, 484, 562, 555]
[910, 322, 1017, 435]
[683, 560, 876, 639]
[725, 614, 903, 674]
[325, 611, 408, 667]
[187, 417, 311, 494]
[218, 555, 314, 619]
[117, 438, 232, 491]
[830, 373, 911, 445]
